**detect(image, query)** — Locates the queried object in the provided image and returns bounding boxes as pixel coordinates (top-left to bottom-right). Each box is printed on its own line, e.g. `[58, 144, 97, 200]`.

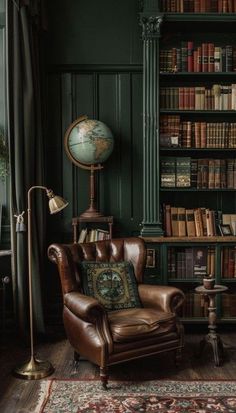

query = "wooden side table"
[195, 284, 228, 366]
[72, 216, 113, 243]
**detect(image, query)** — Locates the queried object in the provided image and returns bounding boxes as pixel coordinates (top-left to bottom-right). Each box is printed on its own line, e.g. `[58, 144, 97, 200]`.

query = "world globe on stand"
[64, 115, 114, 218]
[66, 118, 114, 167]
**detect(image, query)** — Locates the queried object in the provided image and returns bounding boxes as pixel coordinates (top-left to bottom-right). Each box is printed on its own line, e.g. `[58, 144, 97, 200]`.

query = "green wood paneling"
[46, 66, 143, 240]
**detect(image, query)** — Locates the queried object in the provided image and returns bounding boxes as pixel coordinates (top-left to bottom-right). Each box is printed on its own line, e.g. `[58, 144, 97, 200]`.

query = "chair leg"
[175, 347, 182, 367]
[74, 351, 80, 367]
[74, 351, 80, 361]
[100, 367, 109, 390]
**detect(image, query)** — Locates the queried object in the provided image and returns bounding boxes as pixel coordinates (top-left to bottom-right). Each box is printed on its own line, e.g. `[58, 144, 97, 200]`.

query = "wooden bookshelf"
[140, 3, 236, 323]
[142, 237, 236, 323]
[143, 236, 236, 243]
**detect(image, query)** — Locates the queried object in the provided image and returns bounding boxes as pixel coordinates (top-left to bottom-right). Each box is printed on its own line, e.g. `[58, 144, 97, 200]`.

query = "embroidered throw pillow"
[79, 261, 142, 311]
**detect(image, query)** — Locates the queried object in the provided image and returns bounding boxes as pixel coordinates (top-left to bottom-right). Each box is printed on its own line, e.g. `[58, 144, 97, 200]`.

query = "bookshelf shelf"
[181, 318, 208, 323]
[160, 148, 235, 152]
[160, 188, 236, 192]
[160, 110, 236, 114]
[142, 236, 236, 244]
[168, 278, 203, 283]
[222, 279, 236, 283]
[164, 13, 236, 22]
[160, 72, 236, 76]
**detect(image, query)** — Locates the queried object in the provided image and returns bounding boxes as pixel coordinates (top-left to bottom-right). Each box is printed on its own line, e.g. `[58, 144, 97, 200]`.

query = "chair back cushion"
[79, 261, 142, 311]
[48, 237, 146, 295]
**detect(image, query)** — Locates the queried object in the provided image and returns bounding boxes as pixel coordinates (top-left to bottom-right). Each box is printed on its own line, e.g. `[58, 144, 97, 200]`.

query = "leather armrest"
[138, 284, 185, 313]
[64, 291, 106, 323]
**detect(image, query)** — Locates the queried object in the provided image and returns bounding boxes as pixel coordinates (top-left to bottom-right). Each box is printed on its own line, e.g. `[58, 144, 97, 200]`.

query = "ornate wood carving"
[140, 15, 163, 39]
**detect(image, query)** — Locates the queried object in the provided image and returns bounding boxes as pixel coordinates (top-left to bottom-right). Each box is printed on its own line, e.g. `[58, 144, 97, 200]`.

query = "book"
[171, 206, 179, 236]
[185, 248, 194, 278]
[176, 157, 191, 187]
[177, 207, 186, 236]
[193, 247, 208, 277]
[186, 209, 196, 237]
[187, 41, 194, 72]
[78, 228, 88, 243]
[161, 157, 176, 187]
[194, 208, 204, 237]
[96, 228, 110, 240]
[164, 204, 172, 236]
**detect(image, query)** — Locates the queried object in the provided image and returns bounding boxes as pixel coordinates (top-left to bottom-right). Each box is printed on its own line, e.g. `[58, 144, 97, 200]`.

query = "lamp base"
[13, 355, 54, 380]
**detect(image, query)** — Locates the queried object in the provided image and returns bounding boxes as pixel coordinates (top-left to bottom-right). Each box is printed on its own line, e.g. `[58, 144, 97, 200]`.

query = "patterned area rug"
[37, 379, 236, 413]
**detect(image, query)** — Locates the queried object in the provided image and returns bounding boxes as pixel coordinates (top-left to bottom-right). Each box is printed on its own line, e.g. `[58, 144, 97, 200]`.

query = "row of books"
[160, 84, 236, 110]
[160, 115, 236, 148]
[167, 246, 211, 278]
[221, 293, 236, 317]
[162, 204, 222, 237]
[160, 43, 235, 73]
[178, 292, 236, 318]
[160, 157, 236, 189]
[221, 247, 236, 278]
[160, 85, 236, 110]
[178, 291, 209, 318]
[168, 245, 236, 278]
[78, 228, 110, 243]
[160, 0, 236, 12]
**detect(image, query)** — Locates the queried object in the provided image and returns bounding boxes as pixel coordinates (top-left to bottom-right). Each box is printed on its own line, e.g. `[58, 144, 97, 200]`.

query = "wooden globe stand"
[80, 164, 104, 218]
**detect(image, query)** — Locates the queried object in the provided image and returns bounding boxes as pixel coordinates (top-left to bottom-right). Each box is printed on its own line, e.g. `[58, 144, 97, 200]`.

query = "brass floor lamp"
[13, 186, 68, 380]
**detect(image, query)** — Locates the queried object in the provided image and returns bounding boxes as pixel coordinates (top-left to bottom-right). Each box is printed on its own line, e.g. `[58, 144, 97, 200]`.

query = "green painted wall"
[44, 0, 143, 242]
[45, 0, 142, 65]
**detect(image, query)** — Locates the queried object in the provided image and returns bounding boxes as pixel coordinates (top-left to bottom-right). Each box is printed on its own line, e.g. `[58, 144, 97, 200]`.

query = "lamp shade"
[46, 189, 68, 214]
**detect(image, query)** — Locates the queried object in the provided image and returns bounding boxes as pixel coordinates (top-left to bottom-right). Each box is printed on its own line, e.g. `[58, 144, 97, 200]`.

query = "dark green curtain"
[7, 0, 46, 337]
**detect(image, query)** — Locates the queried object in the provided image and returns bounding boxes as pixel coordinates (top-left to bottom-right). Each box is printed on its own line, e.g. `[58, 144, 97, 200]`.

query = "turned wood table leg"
[206, 293, 224, 366]
[195, 285, 228, 366]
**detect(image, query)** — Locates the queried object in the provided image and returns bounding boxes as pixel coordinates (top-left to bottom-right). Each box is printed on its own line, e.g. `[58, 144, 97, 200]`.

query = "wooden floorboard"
[0, 330, 236, 412]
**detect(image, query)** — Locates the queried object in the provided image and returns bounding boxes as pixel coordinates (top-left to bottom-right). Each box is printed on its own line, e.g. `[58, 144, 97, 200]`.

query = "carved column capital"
[140, 14, 163, 39]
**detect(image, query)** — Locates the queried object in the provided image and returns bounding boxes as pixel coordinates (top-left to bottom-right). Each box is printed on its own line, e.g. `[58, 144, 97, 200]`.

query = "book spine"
[226, 45, 233, 72]
[178, 207, 187, 236]
[202, 43, 208, 72]
[186, 209, 196, 236]
[187, 41, 194, 72]
[214, 47, 221, 72]
[171, 207, 179, 236]
[208, 43, 215, 72]
[181, 41, 188, 72]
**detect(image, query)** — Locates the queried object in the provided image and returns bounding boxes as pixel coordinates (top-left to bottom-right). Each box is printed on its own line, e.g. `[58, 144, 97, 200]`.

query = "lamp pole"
[13, 186, 68, 380]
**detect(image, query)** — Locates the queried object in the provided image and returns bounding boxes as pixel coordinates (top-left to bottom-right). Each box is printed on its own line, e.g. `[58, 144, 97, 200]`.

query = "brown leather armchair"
[48, 237, 185, 388]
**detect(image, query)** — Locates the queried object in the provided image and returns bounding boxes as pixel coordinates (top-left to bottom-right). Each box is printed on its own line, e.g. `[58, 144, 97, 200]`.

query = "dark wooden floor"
[0, 329, 236, 413]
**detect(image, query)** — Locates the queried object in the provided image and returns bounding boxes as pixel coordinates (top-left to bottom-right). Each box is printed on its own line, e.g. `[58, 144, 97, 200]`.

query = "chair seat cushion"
[79, 261, 142, 311]
[108, 307, 176, 343]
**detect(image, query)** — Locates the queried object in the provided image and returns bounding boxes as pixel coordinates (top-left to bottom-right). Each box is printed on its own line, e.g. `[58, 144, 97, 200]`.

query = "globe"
[64, 116, 114, 218]
[66, 117, 114, 167]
